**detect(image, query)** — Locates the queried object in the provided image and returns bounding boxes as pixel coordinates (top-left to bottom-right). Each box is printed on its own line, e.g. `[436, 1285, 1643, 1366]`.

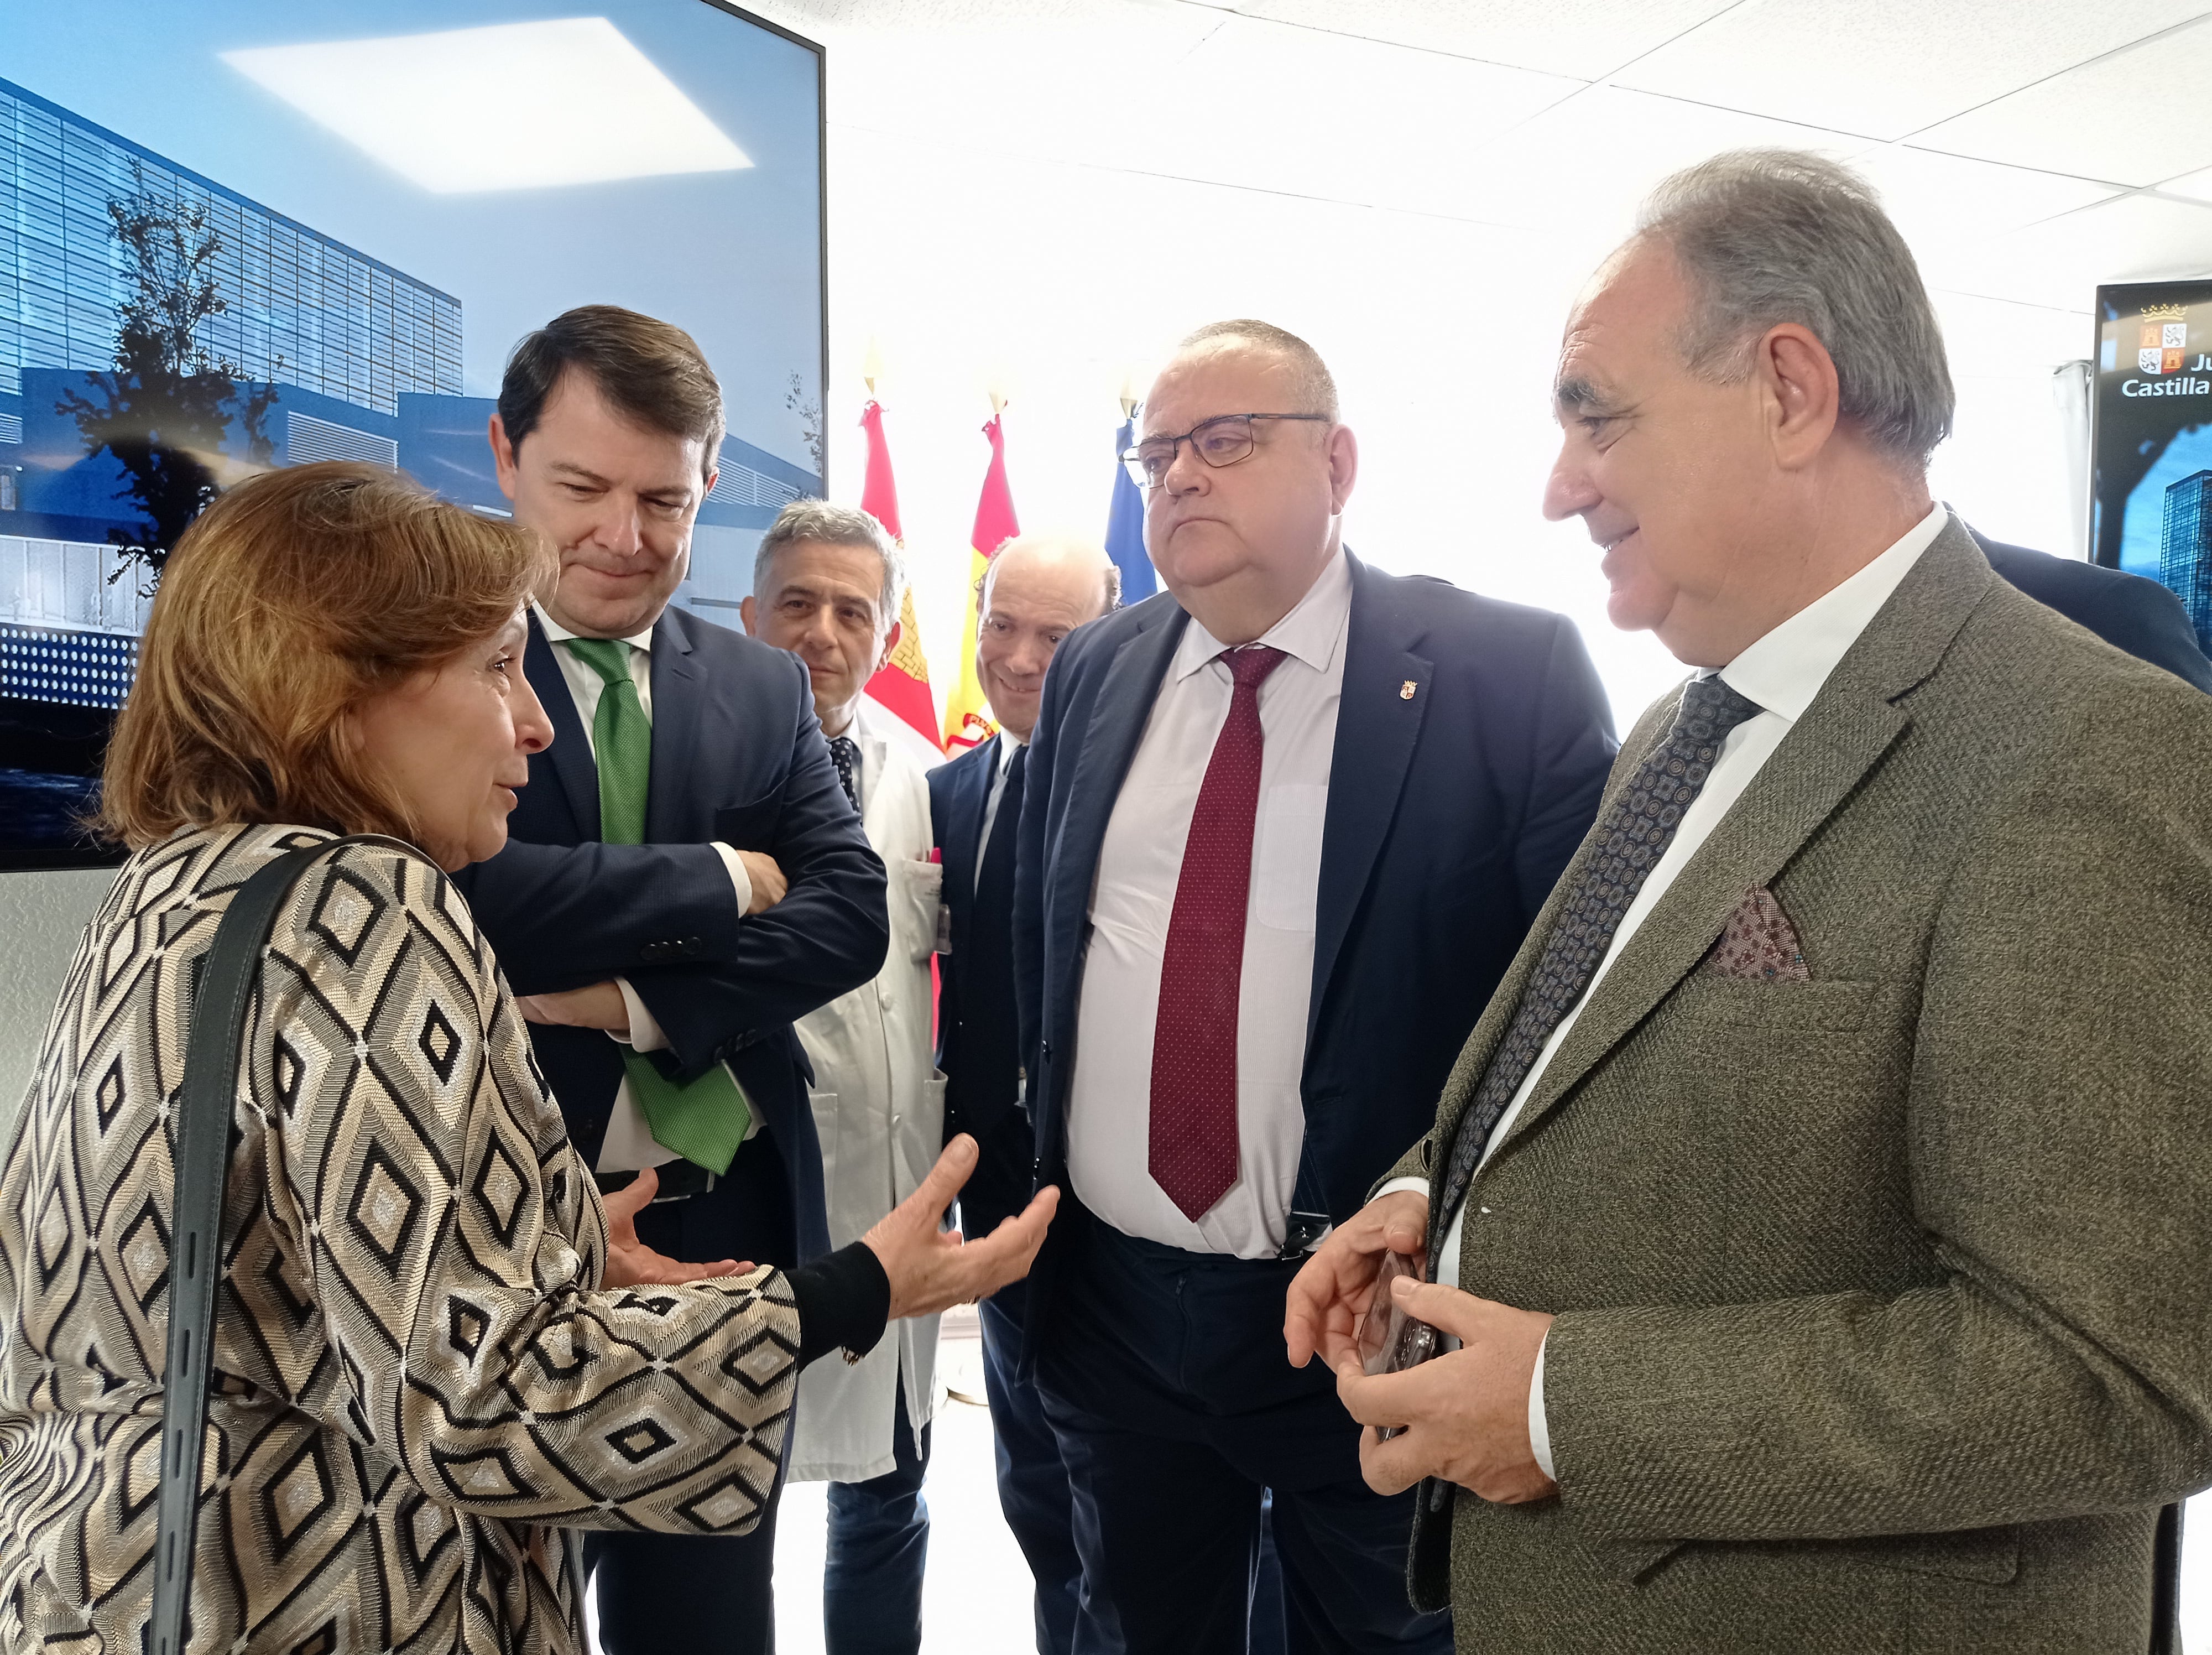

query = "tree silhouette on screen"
[56, 160, 278, 590]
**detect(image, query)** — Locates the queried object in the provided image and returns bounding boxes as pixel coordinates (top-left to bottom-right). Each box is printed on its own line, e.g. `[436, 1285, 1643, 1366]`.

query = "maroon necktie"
[1149, 644, 1288, 1221]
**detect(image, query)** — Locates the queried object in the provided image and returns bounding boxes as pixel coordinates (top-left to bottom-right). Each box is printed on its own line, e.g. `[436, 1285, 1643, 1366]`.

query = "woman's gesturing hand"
[863, 1134, 1060, 1320]
[599, 1165, 753, 1288]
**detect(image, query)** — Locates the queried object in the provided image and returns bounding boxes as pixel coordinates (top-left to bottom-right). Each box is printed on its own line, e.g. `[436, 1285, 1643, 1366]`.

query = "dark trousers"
[1036, 1211, 1451, 1655]
[823, 1376, 933, 1655]
[588, 1136, 795, 1654]
[980, 1283, 1117, 1655]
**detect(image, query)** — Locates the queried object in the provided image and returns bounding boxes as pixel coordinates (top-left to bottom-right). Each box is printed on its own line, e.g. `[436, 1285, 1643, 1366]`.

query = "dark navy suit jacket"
[1969, 528, 2212, 692]
[930, 737, 1029, 1235]
[1013, 553, 1618, 1360]
[456, 605, 889, 1264]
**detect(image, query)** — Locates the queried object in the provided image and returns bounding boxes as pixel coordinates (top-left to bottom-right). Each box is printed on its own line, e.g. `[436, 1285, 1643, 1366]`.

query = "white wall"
[0, 867, 109, 1141]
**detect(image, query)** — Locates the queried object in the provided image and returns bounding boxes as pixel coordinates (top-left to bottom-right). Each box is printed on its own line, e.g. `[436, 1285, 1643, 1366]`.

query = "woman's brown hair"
[99, 461, 553, 848]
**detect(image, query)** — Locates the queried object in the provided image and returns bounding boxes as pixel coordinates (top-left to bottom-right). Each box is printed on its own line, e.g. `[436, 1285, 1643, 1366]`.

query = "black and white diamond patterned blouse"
[0, 825, 802, 1653]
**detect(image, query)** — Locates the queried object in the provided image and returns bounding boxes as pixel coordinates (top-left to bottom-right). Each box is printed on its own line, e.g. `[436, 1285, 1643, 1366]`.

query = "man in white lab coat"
[743, 500, 945, 1655]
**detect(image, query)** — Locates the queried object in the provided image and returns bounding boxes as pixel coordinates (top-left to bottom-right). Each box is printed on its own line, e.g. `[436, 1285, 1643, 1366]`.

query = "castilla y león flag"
[857, 400, 943, 762]
[943, 413, 1020, 753]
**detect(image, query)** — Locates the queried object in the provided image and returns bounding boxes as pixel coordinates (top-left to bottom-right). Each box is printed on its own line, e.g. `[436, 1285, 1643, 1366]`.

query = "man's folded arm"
[1542, 714, 2212, 1544]
[453, 841, 744, 995]
[632, 691, 889, 1080]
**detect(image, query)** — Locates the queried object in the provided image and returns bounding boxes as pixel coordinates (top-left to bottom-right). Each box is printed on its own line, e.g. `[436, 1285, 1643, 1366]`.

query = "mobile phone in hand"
[1356, 1248, 1439, 1440]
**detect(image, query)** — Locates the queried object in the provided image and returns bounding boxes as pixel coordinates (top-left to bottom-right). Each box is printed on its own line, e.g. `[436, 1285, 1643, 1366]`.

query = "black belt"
[595, 1160, 716, 1204]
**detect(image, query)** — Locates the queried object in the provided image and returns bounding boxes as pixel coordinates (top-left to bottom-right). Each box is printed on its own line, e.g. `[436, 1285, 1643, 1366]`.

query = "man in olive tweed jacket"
[1288, 152, 2212, 1653]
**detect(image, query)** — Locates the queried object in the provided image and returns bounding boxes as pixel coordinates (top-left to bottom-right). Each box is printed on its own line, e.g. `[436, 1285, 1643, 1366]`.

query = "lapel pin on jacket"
[1400, 680, 1417, 700]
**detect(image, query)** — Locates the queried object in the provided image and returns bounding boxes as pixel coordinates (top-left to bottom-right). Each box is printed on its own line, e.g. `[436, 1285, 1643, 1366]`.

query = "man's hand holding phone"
[1283, 1188, 1433, 1375]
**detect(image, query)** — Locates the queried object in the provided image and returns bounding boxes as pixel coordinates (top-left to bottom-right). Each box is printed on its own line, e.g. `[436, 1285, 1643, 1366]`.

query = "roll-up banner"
[2091, 279, 2212, 654]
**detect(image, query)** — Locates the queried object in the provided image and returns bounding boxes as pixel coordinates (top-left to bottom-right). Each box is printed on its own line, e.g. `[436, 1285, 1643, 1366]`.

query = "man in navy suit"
[453, 307, 889, 1655]
[931, 533, 1120, 1654]
[1968, 525, 2212, 691]
[1013, 321, 1619, 1653]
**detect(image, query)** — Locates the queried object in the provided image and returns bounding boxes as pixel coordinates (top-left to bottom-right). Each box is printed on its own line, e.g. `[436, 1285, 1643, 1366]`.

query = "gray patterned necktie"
[1437, 675, 1764, 1225]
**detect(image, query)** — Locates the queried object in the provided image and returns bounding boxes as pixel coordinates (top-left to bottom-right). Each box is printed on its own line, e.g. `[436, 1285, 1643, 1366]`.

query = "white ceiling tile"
[1114, 17, 1580, 212]
[810, 6, 1226, 170]
[1225, 0, 1731, 81]
[1916, 193, 2212, 311]
[1616, 0, 2207, 141]
[1850, 146, 2120, 249]
[2156, 162, 2212, 202]
[1913, 17, 2212, 184]
[1432, 85, 1867, 248]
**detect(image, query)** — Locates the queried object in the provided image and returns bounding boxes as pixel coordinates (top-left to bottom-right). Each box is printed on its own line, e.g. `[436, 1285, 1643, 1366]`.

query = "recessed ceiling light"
[223, 17, 751, 194]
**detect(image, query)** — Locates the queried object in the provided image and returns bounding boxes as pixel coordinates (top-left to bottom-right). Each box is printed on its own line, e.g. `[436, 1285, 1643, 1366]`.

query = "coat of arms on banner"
[2141, 309, 2188, 374]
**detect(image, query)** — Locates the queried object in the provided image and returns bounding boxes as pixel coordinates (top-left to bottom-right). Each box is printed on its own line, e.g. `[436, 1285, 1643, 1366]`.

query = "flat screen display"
[0, 0, 826, 868]
[2089, 279, 2212, 656]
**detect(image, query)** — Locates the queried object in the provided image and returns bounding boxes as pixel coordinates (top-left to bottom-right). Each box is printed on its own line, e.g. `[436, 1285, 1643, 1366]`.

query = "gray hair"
[754, 499, 906, 628]
[1635, 149, 1953, 466]
[1177, 319, 1339, 421]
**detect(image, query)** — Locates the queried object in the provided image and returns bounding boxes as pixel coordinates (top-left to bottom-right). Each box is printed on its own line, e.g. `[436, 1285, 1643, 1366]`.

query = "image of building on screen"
[2163, 468, 2212, 652]
[1, 73, 816, 853]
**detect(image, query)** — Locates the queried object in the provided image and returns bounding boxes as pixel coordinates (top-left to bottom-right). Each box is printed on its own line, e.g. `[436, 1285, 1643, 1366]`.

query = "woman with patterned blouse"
[0, 463, 1056, 1653]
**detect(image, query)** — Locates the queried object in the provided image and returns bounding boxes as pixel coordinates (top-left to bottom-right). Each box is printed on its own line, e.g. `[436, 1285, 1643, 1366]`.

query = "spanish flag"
[856, 400, 944, 763]
[943, 413, 1021, 753]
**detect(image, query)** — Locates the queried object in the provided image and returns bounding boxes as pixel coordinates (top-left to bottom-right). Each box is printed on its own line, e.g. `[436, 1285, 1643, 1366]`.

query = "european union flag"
[1108, 416, 1157, 603]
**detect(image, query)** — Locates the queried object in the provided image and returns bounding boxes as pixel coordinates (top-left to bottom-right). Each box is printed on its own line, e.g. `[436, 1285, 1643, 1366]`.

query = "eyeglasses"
[1120, 413, 1333, 491]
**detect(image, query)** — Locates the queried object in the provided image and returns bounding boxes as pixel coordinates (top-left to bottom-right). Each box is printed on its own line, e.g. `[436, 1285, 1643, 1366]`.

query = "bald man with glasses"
[1013, 319, 1619, 1653]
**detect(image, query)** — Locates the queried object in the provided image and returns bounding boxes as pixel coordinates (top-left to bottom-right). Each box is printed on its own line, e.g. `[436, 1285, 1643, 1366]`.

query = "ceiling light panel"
[1616, 0, 2209, 142]
[1912, 16, 2212, 184]
[223, 17, 751, 194]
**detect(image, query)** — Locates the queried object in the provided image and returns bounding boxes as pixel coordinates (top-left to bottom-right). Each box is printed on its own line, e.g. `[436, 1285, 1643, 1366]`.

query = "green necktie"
[562, 636, 753, 1175]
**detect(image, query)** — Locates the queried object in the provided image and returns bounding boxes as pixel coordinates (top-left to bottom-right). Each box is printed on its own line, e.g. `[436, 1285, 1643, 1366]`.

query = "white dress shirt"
[1385, 504, 1948, 1479]
[974, 731, 1027, 893]
[1067, 548, 1352, 1258]
[530, 603, 757, 1172]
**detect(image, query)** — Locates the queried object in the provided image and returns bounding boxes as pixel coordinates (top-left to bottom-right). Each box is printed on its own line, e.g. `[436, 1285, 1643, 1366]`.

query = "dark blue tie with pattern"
[829, 735, 862, 813]
[1437, 674, 1764, 1225]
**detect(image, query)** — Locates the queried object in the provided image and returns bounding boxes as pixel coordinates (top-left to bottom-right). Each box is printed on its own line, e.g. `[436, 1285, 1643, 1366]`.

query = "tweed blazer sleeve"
[257, 841, 802, 1530]
[1541, 668, 2212, 1545]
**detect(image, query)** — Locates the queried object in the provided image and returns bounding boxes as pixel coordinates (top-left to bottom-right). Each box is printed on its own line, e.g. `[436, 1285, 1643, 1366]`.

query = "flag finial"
[863, 336, 885, 398]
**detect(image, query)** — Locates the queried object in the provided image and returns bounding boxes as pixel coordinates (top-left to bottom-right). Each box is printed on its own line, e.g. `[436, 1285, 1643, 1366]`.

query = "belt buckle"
[652, 1170, 714, 1205]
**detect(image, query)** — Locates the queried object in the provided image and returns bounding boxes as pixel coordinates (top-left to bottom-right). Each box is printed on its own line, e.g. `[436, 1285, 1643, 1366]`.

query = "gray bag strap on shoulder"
[151, 835, 390, 1655]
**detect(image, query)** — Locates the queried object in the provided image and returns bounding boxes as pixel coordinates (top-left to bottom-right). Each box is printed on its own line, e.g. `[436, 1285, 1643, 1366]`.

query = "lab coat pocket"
[921, 1070, 948, 1145]
[807, 1089, 840, 1200]
[895, 857, 945, 964]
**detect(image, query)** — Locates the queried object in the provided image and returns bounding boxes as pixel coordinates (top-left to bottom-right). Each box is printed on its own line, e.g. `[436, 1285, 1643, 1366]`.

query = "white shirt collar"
[534, 601, 655, 654]
[997, 731, 1027, 775]
[1172, 547, 1352, 682]
[1717, 504, 1948, 723]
